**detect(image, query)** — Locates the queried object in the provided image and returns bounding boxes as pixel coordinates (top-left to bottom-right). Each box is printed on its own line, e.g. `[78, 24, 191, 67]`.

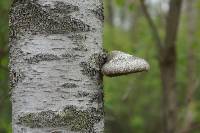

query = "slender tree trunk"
[140, 0, 182, 132]
[160, 0, 182, 133]
[9, 0, 104, 132]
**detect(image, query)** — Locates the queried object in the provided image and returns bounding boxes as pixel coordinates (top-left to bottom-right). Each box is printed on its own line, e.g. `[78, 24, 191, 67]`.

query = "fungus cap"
[102, 51, 150, 77]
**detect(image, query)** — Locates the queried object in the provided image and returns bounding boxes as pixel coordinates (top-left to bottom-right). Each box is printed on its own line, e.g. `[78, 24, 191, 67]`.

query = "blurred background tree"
[1, 0, 200, 133]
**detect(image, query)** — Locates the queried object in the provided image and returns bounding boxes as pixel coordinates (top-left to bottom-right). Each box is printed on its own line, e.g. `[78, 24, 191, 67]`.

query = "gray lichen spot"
[18, 106, 103, 132]
[89, 90, 103, 103]
[9, 47, 25, 64]
[51, 1, 79, 15]
[9, 1, 90, 39]
[75, 91, 90, 98]
[91, 5, 104, 22]
[25, 54, 60, 64]
[79, 51, 107, 79]
[73, 45, 88, 52]
[102, 51, 150, 77]
[68, 34, 88, 51]
[61, 83, 78, 88]
[10, 69, 25, 88]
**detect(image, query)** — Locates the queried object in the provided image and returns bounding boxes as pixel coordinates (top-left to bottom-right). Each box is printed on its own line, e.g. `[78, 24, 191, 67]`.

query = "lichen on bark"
[18, 106, 103, 132]
[9, 0, 90, 39]
[9, 69, 25, 88]
[10, 0, 104, 132]
[80, 51, 107, 80]
[91, 5, 104, 22]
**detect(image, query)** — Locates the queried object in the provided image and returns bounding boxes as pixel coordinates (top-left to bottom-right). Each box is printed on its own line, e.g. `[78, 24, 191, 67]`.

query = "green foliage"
[115, 0, 125, 6]
[0, 0, 11, 132]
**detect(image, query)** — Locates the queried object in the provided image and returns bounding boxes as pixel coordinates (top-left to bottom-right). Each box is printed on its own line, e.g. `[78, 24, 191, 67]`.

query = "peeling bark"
[9, 0, 104, 132]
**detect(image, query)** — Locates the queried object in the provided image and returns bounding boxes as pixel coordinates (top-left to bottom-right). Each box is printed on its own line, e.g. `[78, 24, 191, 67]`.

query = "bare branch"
[140, 0, 162, 51]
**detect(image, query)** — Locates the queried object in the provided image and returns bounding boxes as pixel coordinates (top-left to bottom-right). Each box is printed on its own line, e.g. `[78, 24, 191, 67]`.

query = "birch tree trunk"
[9, 0, 104, 132]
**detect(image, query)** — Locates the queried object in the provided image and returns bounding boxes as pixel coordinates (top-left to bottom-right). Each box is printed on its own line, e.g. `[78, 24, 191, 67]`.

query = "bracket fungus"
[102, 51, 150, 77]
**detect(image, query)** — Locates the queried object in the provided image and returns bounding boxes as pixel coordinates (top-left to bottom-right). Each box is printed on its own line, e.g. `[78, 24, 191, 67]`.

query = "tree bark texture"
[9, 0, 104, 132]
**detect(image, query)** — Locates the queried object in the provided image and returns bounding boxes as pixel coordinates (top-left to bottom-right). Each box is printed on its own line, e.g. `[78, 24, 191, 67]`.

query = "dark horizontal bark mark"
[61, 53, 84, 62]
[68, 34, 87, 44]
[75, 91, 90, 98]
[73, 45, 88, 52]
[61, 83, 78, 88]
[25, 54, 60, 64]
[9, 1, 91, 39]
[17, 106, 103, 132]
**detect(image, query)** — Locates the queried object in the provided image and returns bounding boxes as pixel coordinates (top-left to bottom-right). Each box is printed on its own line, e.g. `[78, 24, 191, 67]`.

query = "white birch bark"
[9, 0, 104, 132]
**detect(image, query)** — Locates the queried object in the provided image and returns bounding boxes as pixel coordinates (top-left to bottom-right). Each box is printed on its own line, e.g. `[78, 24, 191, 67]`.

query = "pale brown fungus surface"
[102, 51, 150, 77]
